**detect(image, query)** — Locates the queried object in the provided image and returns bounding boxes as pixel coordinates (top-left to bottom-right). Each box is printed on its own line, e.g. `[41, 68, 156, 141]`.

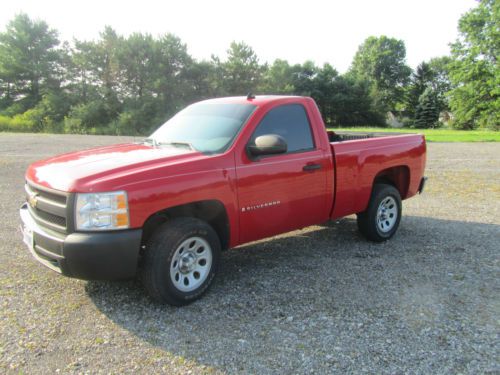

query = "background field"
[0, 134, 498, 374]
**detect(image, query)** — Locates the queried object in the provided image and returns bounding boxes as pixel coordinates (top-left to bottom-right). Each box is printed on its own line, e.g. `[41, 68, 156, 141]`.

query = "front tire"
[141, 218, 220, 306]
[357, 184, 402, 242]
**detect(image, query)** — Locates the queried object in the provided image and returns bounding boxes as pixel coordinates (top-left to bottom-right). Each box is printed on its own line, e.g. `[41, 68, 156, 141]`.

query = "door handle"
[303, 163, 322, 172]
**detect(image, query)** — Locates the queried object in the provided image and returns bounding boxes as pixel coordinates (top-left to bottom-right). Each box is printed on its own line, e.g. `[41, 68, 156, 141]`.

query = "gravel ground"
[0, 133, 499, 374]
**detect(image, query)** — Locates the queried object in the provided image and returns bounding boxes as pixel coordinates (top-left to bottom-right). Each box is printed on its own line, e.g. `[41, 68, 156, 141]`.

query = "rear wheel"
[357, 184, 402, 242]
[141, 218, 220, 306]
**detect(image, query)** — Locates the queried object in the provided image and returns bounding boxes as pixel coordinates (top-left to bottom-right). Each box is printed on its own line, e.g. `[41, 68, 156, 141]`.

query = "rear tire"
[141, 218, 220, 306]
[357, 184, 402, 242]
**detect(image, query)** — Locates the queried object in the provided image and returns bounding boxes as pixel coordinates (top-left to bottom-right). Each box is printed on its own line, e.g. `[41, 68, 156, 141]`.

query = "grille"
[25, 182, 69, 233]
[29, 205, 67, 227]
[29, 185, 67, 204]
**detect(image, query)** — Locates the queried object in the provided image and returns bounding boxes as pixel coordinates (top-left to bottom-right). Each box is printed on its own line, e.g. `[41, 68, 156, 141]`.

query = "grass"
[327, 127, 500, 142]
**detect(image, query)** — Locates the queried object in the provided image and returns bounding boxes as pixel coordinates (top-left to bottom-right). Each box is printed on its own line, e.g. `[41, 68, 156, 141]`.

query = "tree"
[427, 56, 453, 112]
[405, 62, 434, 117]
[118, 33, 156, 100]
[330, 76, 384, 126]
[117, 32, 189, 134]
[183, 60, 219, 100]
[291, 60, 319, 96]
[289, 62, 382, 127]
[448, 0, 499, 129]
[349, 36, 412, 114]
[1, 13, 417, 134]
[414, 88, 440, 128]
[259, 59, 297, 94]
[68, 27, 123, 130]
[0, 13, 61, 112]
[405, 57, 452, 119]
[220, 42, 262, 95]
[310, 63, 339, 124]
[153, 33, 192, 115]
[68, 31, 193, 134]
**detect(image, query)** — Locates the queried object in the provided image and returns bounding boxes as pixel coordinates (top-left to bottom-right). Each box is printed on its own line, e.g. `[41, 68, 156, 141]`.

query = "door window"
[251, 104, 315, 153]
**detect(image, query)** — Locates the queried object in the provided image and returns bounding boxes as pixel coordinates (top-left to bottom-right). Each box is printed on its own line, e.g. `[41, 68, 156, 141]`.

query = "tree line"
[0, 0, 497, 135]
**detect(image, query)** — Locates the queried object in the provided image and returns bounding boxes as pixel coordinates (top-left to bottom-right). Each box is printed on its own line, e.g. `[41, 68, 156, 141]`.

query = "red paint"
[330, 134, 426, 219]
[25, 96, 426, 248]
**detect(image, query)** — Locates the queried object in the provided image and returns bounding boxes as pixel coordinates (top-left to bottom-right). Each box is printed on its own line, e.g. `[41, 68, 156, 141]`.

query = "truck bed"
[328, 132, 426, 220]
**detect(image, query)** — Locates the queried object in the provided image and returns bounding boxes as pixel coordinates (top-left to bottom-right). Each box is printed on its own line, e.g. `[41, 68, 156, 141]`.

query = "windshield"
[150, 102, 257, 153]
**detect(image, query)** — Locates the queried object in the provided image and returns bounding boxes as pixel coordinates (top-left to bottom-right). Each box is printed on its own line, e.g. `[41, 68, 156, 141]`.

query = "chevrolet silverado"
[20, 95, 427, 305]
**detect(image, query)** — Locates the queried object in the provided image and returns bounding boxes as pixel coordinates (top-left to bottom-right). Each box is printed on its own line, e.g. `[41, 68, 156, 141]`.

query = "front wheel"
[357, 184, 402, 242]
[141, 218, 220, 306]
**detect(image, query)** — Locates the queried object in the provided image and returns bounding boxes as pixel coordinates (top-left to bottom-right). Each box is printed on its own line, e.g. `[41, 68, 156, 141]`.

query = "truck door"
[235, 103, 328, 243]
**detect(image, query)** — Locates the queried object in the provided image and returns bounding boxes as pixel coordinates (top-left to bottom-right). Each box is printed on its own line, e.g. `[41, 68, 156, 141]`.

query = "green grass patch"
[328, 127, 500, 142]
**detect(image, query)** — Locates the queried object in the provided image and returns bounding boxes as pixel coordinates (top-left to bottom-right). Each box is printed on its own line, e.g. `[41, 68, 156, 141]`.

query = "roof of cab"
[198, 95, 305, 106]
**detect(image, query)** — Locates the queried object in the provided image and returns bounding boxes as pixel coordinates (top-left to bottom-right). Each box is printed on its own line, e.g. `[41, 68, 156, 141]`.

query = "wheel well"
[373, 166, 410, 198]
[141, 200, 230, 251]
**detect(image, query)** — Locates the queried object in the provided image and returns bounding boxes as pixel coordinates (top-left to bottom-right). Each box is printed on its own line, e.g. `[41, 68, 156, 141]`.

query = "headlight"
[75, 191, 129, 231]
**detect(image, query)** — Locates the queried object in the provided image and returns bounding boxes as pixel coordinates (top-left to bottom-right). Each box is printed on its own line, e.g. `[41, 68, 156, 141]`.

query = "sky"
[0, 0, 476, 73]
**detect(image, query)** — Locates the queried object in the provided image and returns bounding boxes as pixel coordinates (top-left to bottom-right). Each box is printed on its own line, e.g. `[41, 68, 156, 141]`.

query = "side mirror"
[247, 134, 287, 157]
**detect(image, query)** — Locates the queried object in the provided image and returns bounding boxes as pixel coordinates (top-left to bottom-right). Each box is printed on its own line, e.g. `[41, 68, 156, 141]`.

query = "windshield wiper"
[143, 138, 158, 146]
[144, 138, 195, 151]
[147, 140, 195, 150]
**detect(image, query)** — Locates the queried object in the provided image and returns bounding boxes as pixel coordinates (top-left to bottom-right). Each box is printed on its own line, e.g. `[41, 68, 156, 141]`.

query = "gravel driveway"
[1, 133, 498, 374]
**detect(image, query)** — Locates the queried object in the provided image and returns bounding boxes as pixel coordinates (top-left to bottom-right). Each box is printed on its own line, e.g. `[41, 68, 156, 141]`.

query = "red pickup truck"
[20, 95, 427, 305]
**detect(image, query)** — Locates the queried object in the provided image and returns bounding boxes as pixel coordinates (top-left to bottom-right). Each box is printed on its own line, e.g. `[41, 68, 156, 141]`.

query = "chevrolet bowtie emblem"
[28, 193, 39, 208]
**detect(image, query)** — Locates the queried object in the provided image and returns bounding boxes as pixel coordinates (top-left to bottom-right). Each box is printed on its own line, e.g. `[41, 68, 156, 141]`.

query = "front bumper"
[20, 203, 142, 280]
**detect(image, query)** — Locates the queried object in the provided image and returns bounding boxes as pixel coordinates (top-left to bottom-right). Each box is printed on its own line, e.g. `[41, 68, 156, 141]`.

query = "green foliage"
[295, 62, 383, 126]
[448, 0, 499, 130]
[0, 13, 62, 109]
[0, 91, 68, 132]
[0, 114, 34, 132]
[150, 33, 193, 112]
[406, 62, 435, 118]
[330, 76, 385, 126]
[414, 88, 441, 128]
[217, 42, 263, 95]
[116, 98, 164, 135]
[0, 101, 28, 117]
[0, 12, 497, 135]
[427, 56, 453, 112]
[64, 101, 110, 133]
[260, 60, 382, 127]
[404, 58, 452, 128]
[259, 59, 297, 94]
[349, 36, 412, 114]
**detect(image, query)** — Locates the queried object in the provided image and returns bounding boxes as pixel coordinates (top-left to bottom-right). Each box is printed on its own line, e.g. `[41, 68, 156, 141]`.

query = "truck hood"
[26, 143, 205, 192]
